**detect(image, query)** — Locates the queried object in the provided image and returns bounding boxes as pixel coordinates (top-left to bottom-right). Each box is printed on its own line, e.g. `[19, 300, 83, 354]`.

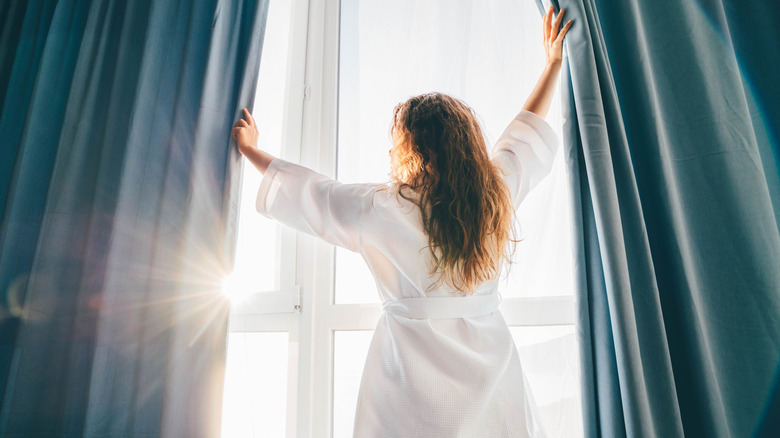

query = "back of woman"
[253, 100, 557, 437]
[350, 168, 545, 436]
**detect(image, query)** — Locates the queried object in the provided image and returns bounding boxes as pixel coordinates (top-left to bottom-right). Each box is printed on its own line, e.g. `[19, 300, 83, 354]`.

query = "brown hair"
[390, 93, 515, 293]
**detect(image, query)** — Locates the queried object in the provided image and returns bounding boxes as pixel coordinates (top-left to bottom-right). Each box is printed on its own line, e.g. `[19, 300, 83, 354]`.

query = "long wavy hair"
[390, 93, 516, 294]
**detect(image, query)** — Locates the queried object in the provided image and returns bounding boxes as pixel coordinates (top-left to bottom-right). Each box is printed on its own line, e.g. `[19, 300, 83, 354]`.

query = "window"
[221, 332, 290, 437]
[221, 0, 304, 435]
[222, 1, 582, 437]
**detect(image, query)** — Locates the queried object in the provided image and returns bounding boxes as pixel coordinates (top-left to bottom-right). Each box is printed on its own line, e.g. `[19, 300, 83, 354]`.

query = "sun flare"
[221, 271, 255, 304]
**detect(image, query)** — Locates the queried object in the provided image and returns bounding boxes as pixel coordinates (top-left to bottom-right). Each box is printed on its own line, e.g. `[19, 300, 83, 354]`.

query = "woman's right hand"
[520, 7, 573, 118]
[543, 6, 573, 66]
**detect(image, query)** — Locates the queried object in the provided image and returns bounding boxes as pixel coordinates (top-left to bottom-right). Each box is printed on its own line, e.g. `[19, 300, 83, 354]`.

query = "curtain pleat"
[544, 0, 780, 435]
[0, 0, 269, 436]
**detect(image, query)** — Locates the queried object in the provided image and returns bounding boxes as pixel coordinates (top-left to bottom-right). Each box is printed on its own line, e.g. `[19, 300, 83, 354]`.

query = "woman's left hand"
[232, 108, 259, 154]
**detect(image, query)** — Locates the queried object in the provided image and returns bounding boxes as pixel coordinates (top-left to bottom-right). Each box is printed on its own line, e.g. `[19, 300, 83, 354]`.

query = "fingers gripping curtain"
[544, 0, 780, 436]
[0, 0, 269, 436]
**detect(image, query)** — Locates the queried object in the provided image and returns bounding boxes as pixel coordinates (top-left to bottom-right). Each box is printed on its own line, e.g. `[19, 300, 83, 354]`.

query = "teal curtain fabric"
[543, 0, 780, 436]
[0, 0, 268, 436]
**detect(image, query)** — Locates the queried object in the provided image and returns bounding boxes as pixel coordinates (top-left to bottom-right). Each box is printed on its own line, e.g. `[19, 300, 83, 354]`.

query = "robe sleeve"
[490, 110, 559, 208]
[255, 159, 376, 252]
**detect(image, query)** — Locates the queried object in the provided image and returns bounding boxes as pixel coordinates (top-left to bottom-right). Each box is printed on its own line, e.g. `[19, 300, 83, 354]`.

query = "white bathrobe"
[256, 110, 558, 437]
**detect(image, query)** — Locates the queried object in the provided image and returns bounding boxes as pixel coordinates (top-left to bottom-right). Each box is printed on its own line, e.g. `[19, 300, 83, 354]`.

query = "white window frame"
[227, 1, 576, 437]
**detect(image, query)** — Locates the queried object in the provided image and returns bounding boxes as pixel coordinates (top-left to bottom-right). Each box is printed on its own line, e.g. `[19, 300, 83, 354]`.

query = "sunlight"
[222, 271, 255, 304]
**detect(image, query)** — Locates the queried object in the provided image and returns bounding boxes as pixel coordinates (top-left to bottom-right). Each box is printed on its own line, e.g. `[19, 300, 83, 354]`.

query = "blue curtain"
[0, 0, 268, 436]
[542, 0, 780, 436]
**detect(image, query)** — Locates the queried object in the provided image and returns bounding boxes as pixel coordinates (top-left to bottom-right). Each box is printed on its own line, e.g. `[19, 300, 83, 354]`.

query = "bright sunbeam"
[222, 271, 255, 304]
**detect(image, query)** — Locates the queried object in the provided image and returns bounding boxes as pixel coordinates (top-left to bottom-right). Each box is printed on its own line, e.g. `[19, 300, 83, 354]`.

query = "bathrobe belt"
[382, 293, 501, 319]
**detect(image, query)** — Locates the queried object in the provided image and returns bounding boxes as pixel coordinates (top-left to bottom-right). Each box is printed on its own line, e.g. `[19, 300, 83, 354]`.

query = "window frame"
[226, 0, 576, 437]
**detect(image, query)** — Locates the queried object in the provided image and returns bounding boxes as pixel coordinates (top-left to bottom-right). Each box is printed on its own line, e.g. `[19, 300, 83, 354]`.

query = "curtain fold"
[0, 0, 269, 436]
[549, 0, 780, 436]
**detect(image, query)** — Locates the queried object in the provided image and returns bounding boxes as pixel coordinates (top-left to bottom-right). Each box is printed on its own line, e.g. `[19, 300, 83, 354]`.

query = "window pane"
[500, 142, 575, 298]
[334, 248, 379, 304]
[510, 326, 583, 438]
[335, 0, 574, 303]
[333, 331, 374, 438]
[221, 332, 289, 438]
[232, 0, 293, 292]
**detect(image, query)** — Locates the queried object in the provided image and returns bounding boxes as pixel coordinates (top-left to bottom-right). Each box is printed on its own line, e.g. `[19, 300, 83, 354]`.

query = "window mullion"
[295, 0, 341, 436]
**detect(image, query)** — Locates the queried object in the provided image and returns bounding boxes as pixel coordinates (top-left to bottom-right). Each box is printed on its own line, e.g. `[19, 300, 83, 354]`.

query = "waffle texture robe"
[256, 110, 558, 437]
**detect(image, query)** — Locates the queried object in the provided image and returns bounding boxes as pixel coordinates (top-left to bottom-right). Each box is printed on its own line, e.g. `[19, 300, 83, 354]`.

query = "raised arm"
[491, 8, 572, 206]
[231, 108, 373, 252]
[522, 7, 572, 118]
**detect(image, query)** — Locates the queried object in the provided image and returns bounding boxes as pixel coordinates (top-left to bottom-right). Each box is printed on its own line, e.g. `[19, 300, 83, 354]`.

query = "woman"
[233, 7, 572, 437]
